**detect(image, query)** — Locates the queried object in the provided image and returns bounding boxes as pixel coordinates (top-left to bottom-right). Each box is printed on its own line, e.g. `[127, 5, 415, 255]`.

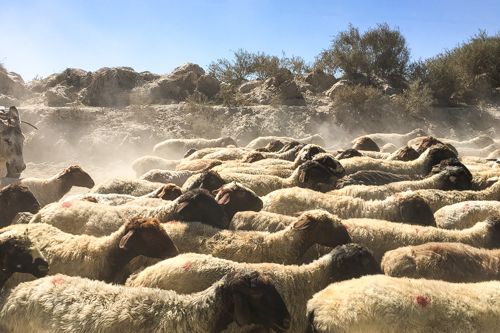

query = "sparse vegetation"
[47, 105, 94, 124]
[393, 79, 435, 116]
[216, 84, 252, 107]
[184, 94, 227, 138]
[129, 91, 158, 121]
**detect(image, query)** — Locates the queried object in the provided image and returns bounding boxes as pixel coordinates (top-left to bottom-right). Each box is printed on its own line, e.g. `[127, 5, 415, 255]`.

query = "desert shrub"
[47, 105, 94, 124]
[426, 30, 500, 104]
[0, 62, 7, 74]
[208, 49, 312, 85]
[331, 84, 390, 129]
[314, 23, 410, 87]
[184, 94, 226, 138]
[216, 84, 251, 107]
[393, 79, 435, 116]
[129, 91, 158, 121]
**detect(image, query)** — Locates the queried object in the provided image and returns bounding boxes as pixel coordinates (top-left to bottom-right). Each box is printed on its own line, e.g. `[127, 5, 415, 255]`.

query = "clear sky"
[2, 0, 499, 82]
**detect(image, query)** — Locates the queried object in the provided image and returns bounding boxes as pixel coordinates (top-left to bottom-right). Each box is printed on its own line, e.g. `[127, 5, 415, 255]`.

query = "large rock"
[325, 80, 351, 99]
[239, 79, 262, 94]
[195, 73, 220, 98]
[29, 68, 90, 94]
[0, 70, 26, 98]
[170, 63, 205, 77]
[45, 86, 73, 106]
[305, 69, 337, 91]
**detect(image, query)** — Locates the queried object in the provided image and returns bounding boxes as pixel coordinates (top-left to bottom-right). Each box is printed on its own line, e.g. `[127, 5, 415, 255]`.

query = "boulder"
[239, 79, 262, 93]
[195, 73, 220, 98]
[0, 71, 26, 98]
[170, 63, 205, 77]
[45, 86, 73, 106]
[305, 69, 337, 91]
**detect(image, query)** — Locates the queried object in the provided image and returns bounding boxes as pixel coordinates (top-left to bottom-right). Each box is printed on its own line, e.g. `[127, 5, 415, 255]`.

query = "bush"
[331, 84, 390, 130]
[393, 79, 435, 116]
[216, 84, 251, 107]
[314, 23, 410, 87]
[208, 49, 312, 85]
[184, 94, 226, 138]
[129, 91, 158, 121]
[426, 30, 500, 104]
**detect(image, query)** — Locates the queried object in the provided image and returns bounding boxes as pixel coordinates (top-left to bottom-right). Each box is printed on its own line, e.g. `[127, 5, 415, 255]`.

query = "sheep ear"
[233, 292, 251, 327]
[294, 211, 304, 217]
[174, 201, 190, 214]
[299, 169, 307, 183]
[218, 192, 231, 205]
[119, 230, 135, 249]
[212, 189, 221, 196]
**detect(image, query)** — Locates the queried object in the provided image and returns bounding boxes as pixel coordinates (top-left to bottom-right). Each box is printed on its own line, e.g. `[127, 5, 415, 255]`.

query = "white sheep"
[262, 187, 436, 226]
[351, 128, 427, 147]
[434, 200, 500, 229]
[0, 228, 49, 289]
[0, 183, 40, 228]
[30, 188, 229, 236]
[89, 177, 165, 196]
[174, 157, 224, 171]
[230, 210, 296, 232]
[0, 165, 95, 207]
[131, 155, 181, 176]
[381, 242, 500, 282]
[125, 244, 381, 333]
[0, 269, 291, 333]
[339, 145, 456, 176]
[343, 215, 500, 262]
[246, 134, 325, 149]
[219, 160, 338, 196]
[327, 166, 472, 200]
[306, 274, 500, 333]
[410, 178, 500, 212]
[153, 136, 238, 159]
[1, 217, 179, 288]
[139, 168, 202, 184]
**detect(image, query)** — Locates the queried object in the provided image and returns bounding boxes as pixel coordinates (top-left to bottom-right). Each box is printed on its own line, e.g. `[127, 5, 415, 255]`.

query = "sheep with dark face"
[0, 269, 291, 333]
[30, 188, 229, 236]
[213, 182, 263, 221]
[1, 165, 95, 207]
[182, 170, 228, 193]
[126, 244, 380, 333]
[0, 183, 40, 228]
[351, 136, 380, 152]
[1, 217, 179, 288]
[0, 229, 49, 289]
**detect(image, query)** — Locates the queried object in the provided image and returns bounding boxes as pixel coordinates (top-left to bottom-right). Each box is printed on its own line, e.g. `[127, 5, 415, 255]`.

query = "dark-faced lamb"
[1, 217, 179, 288]
[0, 183, 40, 228]
[0, 229, 49, 289]
[262, 188, 436, 226]
[182, 170, 228, 193]
[30, 188, 229, 236]
[0, 269, 291, 333]
[125, 244, 381, 333]
[306, 274, 500, 333]
[382, 241, 500, 283]
[0, 165, 95, 207]
[213, 182, 263, 221]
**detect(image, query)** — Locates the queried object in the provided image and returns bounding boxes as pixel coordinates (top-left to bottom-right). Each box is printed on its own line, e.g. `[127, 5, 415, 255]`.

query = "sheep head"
[352, 136, 380, 152]
[396, 193, 436, 227]
[335, 148, 363, 160]
[221, 269, 290, 332]
[182, 171, 227, 194]
[328, 243, 381, 280]
[155, 184, 183, 201]
[312, 153, 345, 179]
[213, 182, 263, 221]
[388, 146, 420, 161]
[173, 188, 229, 229]
[57, 165, 95, 188]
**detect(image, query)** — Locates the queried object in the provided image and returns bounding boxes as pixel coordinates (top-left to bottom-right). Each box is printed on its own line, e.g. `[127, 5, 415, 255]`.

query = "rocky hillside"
[1, 63, 499, 174]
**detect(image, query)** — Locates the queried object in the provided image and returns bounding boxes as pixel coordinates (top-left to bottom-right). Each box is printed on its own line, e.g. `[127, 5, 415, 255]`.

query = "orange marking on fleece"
[415, 295, 429, 308]
[61, 202, 72, 208]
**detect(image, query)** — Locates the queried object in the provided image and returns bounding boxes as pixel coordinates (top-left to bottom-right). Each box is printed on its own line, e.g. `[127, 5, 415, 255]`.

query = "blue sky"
[2, 0, 499, 82]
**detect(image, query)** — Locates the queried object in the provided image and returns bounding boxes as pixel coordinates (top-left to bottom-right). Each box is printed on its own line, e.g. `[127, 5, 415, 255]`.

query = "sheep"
[139, 168, 203, 184]
[182, 170, 228, 193]
[410, 178, 500, 212]
[255, 139, 286, 152]
[409, 134, 495, 150]
[471, 169, 500, 190]
[30, 188, 229, 236]
[0, 165, 95, 207]
[218, 160, 338, 196]
[305, 274, 500, 333]
[343, 214, 500, 262]
[0, 229, 49, 289]
[380, 143, 397, 153]
[351, 128, 427, 147]
[1, 217, 179, 288]
[230, 210, 296, 232]
[0, 183, 40, 228]
[262, 188, 436, 226]
[454, 142, 500, 158]
[335, 170, 416, 189]
[0, 106, 26, 177]
[175, 158, 223, 171]
[381, 241, 500, 283]
[0, 269, 291, 333]
[339, 145, 457, 176]
[213, 182, 263, 221]
[125, 244, 381, 333]
[327, 166, 472, 200]
[131, 155, 180, 177]
[246, 134, 325, 149]
[153, 136, 238, 159]
[434, 200, 500, 229]
[89, 177, 165, 196]
[65, 183, 182, 206]
[351, 136, 380, 151]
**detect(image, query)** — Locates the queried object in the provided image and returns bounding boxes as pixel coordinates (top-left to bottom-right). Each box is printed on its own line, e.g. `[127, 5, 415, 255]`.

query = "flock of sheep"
[4, 107, 500, 332]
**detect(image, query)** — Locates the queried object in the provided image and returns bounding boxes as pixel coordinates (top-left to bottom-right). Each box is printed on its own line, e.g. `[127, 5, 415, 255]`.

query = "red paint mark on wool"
[167, 221, 178, 225]
[414, 227, 419, 232]
[415, 295, 429, 308]
[61, 202, 72, 208]
[51, 277, 64, 285]
[464, 203, 469, 209]
[182, 263, 191, 271]
[343, 224, 349, 230]
[432, 246, 440, 253]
